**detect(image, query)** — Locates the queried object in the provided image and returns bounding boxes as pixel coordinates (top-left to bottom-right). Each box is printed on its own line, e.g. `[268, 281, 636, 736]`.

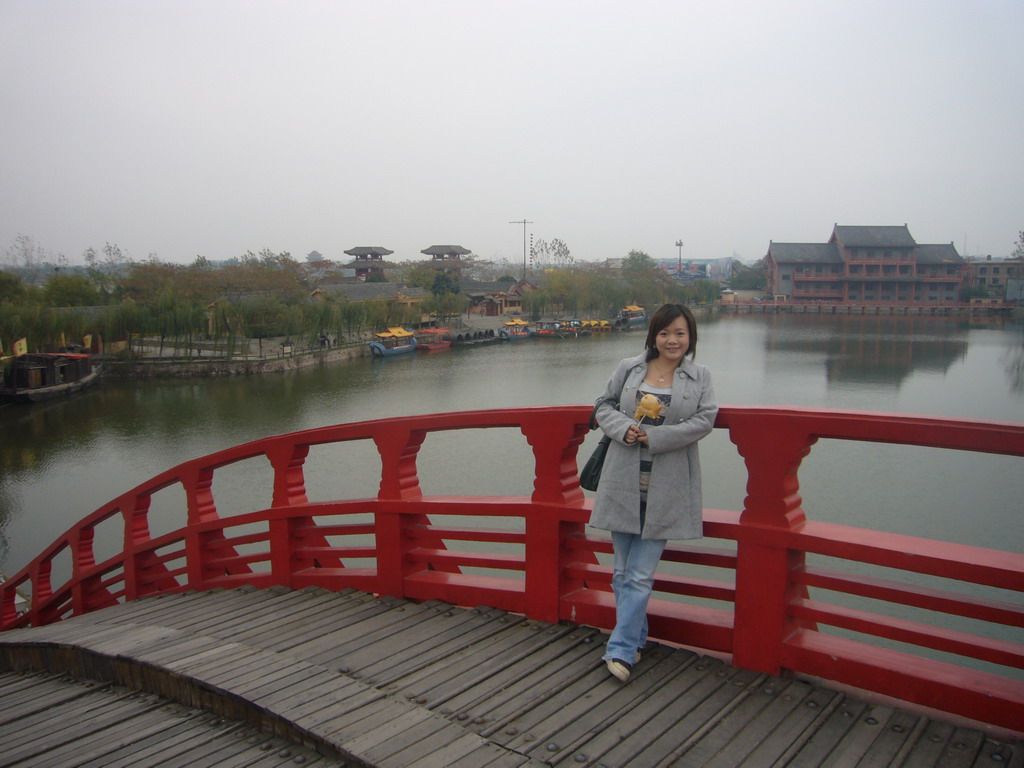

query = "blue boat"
[498, 318, 531, 340]
[368, 327, 417, 356]
[615, 304, 647, 330]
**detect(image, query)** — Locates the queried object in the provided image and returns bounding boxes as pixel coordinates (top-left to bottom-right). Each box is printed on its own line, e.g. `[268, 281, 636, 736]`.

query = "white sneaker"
[606, 658, 631, 682]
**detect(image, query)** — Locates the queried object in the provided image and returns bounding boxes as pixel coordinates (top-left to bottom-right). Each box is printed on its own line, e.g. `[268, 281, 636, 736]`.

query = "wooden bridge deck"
[0, 587, 1019, 768]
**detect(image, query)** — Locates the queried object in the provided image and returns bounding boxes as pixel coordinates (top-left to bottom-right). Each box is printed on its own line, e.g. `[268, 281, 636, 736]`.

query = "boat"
[415, 327, 452, 352]
[529, 319, 570, 338]
[368, 327, 417, 356]
[562, 319, 592, 337]
[0, 352, 102, 403]
[498, 318, 531, 340]
[581, 319, 612, 333]
[615, 304, 647, 330]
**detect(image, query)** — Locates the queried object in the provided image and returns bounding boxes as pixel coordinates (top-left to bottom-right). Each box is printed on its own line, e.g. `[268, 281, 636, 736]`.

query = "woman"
[590, 303, 718, 682]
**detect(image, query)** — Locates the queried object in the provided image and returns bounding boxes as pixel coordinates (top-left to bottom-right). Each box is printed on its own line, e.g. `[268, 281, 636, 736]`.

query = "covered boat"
[415, 328, 452, 352]
[0, 352, 102, 403]
[368, 327, 417, 356]
[615, 305, 647, 329]
[498, 318, 531, 340]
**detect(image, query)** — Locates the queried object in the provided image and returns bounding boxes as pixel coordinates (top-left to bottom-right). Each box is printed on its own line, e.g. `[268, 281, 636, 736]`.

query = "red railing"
[1, 406, 1021, 731]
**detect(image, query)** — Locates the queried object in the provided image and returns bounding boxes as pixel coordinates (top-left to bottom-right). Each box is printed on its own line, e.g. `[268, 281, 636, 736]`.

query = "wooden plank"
[0, 674, 108, 724]
[783, 695, 870, 767]
[856, 708, 927, 767]
[496, 657, 629, 753]
[262, 595, 396, 652]
[363, 712, 473, 764]
[448, 742, 546, 767]
[534, 648, 699, 765]
[0, 688, 166, 764]
[933, 726, 987, 767]
[333, 704, 437, 756]
[349, 608, 521, 686]
[548, 654, 729, 767]
[391, 733, 491, 768]
[697, 679, 825, 767]
[815, 704, 898, 768]
[2, 587, 1020, 768]
[738, 684, 844, 767]
[286, 599, 452, 661]
[74, 715, 247, 768]
[378, 619, 584, 707]
[281, 680, 390, 733]
[13, 697, 209, 768]
[464, 634, 609, 736]
[440, 629, 603, 720]
[603, 666, 765, 766]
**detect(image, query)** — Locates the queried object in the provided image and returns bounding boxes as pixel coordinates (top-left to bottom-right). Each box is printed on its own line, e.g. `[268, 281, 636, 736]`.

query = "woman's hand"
[624, 424, 647, 445]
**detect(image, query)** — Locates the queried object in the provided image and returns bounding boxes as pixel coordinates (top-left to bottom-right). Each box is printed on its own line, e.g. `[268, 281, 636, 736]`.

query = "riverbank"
[101, 313, 505, 379]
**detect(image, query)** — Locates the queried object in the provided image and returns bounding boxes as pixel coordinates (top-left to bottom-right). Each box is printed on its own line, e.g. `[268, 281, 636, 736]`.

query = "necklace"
[651, 367, 674, 384]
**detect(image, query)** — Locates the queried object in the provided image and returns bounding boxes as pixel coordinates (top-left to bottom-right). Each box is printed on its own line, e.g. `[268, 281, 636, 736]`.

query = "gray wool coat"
[589, 353, 719, 540]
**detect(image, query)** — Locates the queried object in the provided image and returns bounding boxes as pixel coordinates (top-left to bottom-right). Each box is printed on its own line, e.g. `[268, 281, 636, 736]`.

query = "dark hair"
[644, 303, 698, 361]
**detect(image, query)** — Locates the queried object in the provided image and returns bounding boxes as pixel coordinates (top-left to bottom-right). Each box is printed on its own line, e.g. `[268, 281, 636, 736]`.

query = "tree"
[729, 258, 767, 291]
[1011, 231, 1024, 261]
[0, 270, 26, 303]
[43, 273, 102, 307]
[431, 272, 460, 296]
[622, 249, 657, 276]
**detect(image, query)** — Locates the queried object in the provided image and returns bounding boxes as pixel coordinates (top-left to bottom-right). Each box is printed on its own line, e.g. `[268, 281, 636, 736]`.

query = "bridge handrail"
[1, 405, 1021, 731]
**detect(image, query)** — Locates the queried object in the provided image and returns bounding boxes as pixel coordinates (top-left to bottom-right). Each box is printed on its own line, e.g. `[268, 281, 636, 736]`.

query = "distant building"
[310, 282, 428, 308]
[461, 280, 519, 316]
[970, 256, 1024, 302]
[342, 247, 397, 281]
[765, 224, 967, 303]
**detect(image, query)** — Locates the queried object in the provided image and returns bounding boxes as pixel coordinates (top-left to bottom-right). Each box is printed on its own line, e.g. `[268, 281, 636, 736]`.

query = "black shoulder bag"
[579, 398, 614, 492]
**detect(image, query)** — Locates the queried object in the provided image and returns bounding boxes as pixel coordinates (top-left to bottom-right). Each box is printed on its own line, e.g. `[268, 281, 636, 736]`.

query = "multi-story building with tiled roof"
[766, 224, 968, 304]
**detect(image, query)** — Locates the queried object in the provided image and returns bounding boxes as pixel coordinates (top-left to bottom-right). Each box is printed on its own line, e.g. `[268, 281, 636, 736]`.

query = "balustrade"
[1, 406, 1021, 730]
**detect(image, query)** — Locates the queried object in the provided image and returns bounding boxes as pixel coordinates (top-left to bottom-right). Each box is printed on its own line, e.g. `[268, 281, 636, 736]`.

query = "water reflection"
[759, 315, 968, 389]
[1, 314, 1021, 574]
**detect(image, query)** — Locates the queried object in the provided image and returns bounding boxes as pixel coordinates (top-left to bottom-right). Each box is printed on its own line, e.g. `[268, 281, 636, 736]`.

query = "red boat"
[415, 327, 452, 351]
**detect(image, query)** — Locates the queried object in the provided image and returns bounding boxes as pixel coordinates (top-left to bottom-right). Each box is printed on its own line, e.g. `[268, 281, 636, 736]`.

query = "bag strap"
[589, 395, 621, 430]
[590, 361, 629, 430]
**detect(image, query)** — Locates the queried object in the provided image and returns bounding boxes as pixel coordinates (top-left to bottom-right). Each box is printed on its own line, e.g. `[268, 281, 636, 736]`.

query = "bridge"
[1, 406, 1022, 765]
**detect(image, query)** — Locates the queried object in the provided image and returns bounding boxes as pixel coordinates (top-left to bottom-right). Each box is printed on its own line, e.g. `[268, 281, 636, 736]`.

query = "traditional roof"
[343, 246, 394, 257]
[460, 280, 517, 295]
[312, 282, 428, 302]
[421, 245, 471, 257]
[915, 244, 963, 264]
[767, 243, 842, 264]
[831, 225, 917, 248]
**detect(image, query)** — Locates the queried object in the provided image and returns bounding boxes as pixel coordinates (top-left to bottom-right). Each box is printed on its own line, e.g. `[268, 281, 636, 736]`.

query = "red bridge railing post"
[267, 443, 311, 587]
[727, 414, 816, 674]
[374, 425, 427, 599]
[520, 411, 589, 622]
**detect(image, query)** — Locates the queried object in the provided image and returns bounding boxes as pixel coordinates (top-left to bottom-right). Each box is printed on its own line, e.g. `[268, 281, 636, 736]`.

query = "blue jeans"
[603, 530, 667, 664]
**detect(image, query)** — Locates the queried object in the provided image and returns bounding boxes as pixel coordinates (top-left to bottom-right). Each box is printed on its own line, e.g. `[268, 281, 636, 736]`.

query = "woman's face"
[655, 316, 690, 364]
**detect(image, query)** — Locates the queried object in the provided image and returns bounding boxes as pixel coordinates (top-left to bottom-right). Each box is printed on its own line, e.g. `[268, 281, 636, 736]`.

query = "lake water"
[2, 312, 1022, 579]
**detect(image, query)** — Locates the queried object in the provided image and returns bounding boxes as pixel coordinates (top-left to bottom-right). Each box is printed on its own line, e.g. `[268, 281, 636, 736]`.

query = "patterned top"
[636, 385, 671, 496]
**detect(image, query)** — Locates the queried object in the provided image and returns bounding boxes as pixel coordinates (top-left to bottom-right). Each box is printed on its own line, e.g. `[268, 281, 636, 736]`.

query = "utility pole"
[510, 219, 533, 279]
[676, 239, 684, 277]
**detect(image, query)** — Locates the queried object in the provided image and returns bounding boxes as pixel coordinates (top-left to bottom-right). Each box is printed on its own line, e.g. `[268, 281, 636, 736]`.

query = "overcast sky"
[2, 1, 1021, 268]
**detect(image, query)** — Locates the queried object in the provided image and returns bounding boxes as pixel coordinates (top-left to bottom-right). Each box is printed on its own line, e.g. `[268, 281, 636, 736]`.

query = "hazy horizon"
[3, 1, 1022, 268]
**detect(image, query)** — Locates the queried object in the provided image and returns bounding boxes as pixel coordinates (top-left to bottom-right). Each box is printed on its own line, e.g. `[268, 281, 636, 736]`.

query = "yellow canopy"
[504, 318, 529, 326]
[376, 326, 414, 338]
[623, 305, 644, 312]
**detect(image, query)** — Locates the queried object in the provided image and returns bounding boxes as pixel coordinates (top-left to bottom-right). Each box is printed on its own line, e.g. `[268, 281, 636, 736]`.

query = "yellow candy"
[635, 393, 663, 422]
